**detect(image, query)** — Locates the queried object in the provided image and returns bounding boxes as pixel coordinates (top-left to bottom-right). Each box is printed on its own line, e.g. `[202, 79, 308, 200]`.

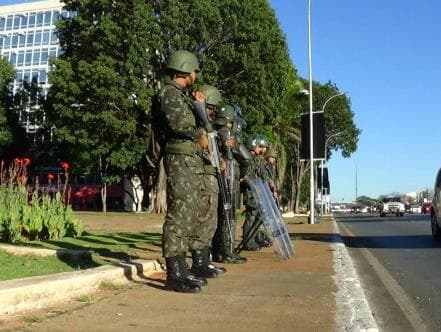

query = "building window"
[15, 71, 22, 82]
[36, 13, 44, 27]
[42, 30, 50, 45]
[39, 70, 47, 84]
[44, 11, 52, 26]
[26, 31, 34, 45]
[0, 18, 5, 31]
[33, 51, 40, 65]
[17, 52, 24, 66]
[10, 52, 17, 66]
[40, 50, 48, 64]
[6, 15, 13, 30]
[11, 34, 18, 47]
[25, 52, 32, 66]
[18, 34, 26, 47]
[13, 15, 20, 29]
[51, 31, 57, 44]
[49, 48, 57, 58]
[4, 35, 11, 48]
[28, 13, 36, 28]
[34, 31, 42, 45]
[20, 14, 28, 29]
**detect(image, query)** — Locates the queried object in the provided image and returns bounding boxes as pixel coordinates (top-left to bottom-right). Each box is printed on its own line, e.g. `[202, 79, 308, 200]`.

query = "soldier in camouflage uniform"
[242, 135, 272, 250]
[159, 50, 209, 293]
[212, 104, 248, 264]
[188, 84, 226, 278]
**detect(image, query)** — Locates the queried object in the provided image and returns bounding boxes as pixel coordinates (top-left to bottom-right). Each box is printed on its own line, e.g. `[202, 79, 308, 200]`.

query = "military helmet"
[167, 50, 200, 74]
[247, 137, 258, 151]
[254, 135, 269, 148]
[266, 146, 277, 159]
[214, 104, 236, 126]
[199, 85, 222, 106]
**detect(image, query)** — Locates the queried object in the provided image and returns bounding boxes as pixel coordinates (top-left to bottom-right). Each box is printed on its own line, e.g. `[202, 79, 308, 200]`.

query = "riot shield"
[246, 177, 295, 260]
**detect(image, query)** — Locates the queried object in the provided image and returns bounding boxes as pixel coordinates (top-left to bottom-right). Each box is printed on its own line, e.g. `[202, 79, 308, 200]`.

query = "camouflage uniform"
[242, 142, 272, 250]
[212, 106, 249, 263]
[161, 79, 205, 258]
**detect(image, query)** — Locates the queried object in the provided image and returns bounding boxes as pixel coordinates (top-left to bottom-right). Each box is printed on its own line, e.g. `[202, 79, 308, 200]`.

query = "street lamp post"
[307, 0, 315, 224]
[321, 131, 343, 214]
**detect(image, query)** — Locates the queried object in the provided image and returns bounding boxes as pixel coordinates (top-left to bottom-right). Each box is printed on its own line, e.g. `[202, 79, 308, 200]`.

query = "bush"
[0, 159, 84, 243]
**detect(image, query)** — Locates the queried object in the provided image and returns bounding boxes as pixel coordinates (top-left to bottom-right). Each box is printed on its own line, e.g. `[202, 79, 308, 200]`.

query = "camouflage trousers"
[189, 173, 219, 250]
[242, 189, 266, 249]
[162, 154, 203, 258]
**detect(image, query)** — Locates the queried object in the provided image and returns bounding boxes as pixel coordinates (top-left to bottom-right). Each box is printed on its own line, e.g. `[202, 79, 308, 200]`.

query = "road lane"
[336, 213, 441, 331]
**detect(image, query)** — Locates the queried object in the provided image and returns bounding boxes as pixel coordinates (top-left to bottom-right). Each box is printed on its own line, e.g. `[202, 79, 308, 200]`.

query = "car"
[409, 205, 422, 214]
[432, 169, 441, 239]
[379, 196, 405, 217]
[422, 202, 431, 214]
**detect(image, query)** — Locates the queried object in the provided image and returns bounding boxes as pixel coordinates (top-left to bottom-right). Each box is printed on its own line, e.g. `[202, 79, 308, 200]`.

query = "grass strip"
[0, 249, 75, 281]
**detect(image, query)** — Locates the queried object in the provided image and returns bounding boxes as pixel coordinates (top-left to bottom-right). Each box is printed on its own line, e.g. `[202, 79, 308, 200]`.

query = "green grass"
[0, 231, 162, 281]
[0, 250, 75, 281]
[26, 231, 162, 263]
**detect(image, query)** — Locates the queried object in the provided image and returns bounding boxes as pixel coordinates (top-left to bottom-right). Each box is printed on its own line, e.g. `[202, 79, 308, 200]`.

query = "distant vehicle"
[431, 169, 441, 239]
[409, 205, 422, 214]
[422, 202, 431, 214]
[379, 196, 405, 217]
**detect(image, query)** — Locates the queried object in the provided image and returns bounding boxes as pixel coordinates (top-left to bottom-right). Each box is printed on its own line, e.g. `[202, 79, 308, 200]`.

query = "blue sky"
[269, 0, 441, 202]
[1, 0, 440, 202]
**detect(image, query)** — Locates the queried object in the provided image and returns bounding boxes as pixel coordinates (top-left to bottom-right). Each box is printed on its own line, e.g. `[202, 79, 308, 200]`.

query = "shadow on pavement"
[290, 232, 343, 244]
[342, 235, 441, 249]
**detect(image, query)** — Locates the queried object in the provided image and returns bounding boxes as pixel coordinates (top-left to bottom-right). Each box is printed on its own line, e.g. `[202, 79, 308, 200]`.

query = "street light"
[320, 131, 343, 214]
[307, 0, 315, 224]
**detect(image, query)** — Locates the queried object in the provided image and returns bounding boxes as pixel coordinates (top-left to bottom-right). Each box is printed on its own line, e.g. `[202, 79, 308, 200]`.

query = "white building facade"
[0, 0, 69, 134]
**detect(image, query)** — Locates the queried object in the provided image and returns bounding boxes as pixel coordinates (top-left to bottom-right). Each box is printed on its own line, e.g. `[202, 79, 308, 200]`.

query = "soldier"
[242, 135, 272, 250]
[189, 84, 226, 277]
[211, 104, 248, 264]
[158, 50, 209, 293]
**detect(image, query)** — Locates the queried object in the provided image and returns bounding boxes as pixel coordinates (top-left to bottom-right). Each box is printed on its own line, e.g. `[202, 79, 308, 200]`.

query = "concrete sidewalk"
[0, 214, 377, 331]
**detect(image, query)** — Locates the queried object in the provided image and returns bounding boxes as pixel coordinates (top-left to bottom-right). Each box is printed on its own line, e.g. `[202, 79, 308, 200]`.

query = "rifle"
[193, 101, 234, 245]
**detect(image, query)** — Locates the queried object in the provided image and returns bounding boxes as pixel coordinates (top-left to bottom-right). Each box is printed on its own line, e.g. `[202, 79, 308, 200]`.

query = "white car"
[380, 197, 405, 217]
[410, 205, 422, 214]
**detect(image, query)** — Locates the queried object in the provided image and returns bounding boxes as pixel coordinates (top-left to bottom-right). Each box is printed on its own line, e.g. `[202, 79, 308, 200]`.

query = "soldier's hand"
[198, 134, 209, 150]
[193, 91, 206, 102]
[221, 160, 227, 175]
[224, 137, 236, 148]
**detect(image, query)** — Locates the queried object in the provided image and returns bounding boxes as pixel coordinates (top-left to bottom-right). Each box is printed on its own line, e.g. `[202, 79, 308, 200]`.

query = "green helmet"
[167, 50, 200, 74]
[214, 104, 235, 126]
[254, 135, 269, 148]
[199, 84, 222, 106]
[266, 146, 277, 159]
[247, 137, 258, 151]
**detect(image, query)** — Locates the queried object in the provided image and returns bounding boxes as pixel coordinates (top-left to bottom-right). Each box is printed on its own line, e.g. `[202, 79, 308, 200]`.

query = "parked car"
[432, 169, 441, 239]
[379, 196, 405, 217]
[422, 202, 431, 214]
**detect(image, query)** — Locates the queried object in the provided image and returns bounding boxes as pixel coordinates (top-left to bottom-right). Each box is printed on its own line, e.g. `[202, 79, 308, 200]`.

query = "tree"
[47, 0, 162, 212]
[278, 79, 361, 212]
[0, 58, 15, 155]
[156, 0, 295, 131]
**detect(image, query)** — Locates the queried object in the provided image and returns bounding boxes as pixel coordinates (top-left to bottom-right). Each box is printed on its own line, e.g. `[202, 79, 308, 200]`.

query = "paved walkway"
[0, 214, 368, 331]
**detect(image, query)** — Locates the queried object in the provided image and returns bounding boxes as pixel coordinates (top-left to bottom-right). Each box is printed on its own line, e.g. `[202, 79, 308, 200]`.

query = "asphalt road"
[336, 212, 441, 332]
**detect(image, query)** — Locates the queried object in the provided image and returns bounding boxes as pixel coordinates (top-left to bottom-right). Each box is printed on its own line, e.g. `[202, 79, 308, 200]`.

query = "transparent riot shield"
[246, 177, 295, 260]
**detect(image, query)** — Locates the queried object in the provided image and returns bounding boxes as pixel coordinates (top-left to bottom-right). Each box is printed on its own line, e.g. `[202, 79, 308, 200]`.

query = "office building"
[0, 0, 69, 134]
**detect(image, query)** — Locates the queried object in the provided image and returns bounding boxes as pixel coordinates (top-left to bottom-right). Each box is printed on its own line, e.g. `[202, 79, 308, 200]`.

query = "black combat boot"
[165, 256, 201, 293]
[191, 248, 218, 278]
[206, 248, 226, 274]
[178, 255, 208, 286]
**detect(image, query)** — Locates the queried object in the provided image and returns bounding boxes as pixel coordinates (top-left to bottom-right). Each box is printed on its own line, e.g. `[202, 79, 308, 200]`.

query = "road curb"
[330, 216, 379, 332]
[0, 259, 162, 316]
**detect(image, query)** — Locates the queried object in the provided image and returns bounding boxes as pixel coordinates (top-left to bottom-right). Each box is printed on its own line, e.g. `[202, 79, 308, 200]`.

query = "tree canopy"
[0, 58, 15, 154]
